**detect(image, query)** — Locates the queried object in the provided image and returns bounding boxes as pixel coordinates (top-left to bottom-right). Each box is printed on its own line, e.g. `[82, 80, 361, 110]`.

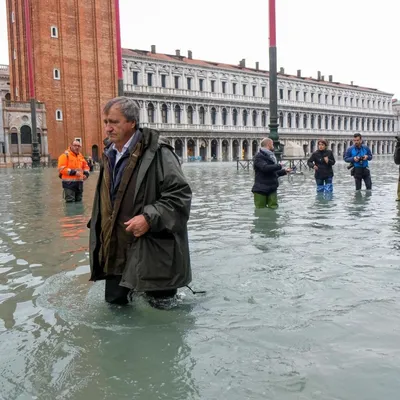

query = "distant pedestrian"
[251, 138, 291, 209]
[394, 136, 400, 200]
[87, 156, 94, 172]
[58, 140, 90, 202]
[344, 133, 372, 191]
[307, 139, 335, 193]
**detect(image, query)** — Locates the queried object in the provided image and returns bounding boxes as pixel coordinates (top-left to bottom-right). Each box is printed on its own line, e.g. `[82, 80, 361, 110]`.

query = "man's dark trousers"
[354, 167, 372, 190]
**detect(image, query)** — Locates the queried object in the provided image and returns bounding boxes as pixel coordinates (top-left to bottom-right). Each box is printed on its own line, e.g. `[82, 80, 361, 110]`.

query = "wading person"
[58, 140, 90, 202]
[307, 139, 336, 193]
[344, 133, 373, 191]
[394, 136, 400, 201]
[89, 97, 192, 309]
[251, 138, 291, 209]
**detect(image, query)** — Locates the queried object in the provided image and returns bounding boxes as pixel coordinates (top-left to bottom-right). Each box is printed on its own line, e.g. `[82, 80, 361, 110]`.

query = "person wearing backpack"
[58, 140, 90, 202]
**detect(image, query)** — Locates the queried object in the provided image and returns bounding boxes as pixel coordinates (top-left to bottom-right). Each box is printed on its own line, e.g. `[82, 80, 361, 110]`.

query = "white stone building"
[122, 47, 396, 161]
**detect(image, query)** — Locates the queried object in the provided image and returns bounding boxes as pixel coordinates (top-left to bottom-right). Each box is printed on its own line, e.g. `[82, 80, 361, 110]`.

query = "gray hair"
[260, 137, 273, 148]
[103, 96, 140, 126]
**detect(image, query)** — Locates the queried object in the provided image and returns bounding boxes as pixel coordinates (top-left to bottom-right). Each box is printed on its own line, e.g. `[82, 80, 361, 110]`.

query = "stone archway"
[211, 139, 218, 160]
[187, 139, 195, 158]
[174, 139, 183, 158]
[222, 139, 229, 161]
[10, 128, 19, 155]
[91, 145, 99, 162]
[252, 140, 258, 158]
[337, 143, 342, 156]
[242, 140, 249, 159]
[232, 140, 240, 159]
[20, 125, 32, 154]
[331, 142, 336, 156]
[310, 140, 316, 153]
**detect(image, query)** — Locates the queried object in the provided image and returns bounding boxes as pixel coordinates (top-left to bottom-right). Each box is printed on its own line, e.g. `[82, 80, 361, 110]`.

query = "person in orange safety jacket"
[58, 140, 90, 202]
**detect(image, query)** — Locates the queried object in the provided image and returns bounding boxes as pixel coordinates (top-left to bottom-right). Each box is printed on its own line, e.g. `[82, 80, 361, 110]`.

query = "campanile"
[5, 0, 118, 159]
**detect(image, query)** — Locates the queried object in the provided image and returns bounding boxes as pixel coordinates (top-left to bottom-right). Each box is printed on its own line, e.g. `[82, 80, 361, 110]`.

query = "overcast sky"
[0, 0, 398, 97]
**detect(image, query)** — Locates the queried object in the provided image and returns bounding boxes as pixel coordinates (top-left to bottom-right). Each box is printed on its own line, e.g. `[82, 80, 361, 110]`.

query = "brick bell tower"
[5, 0, 118, 160]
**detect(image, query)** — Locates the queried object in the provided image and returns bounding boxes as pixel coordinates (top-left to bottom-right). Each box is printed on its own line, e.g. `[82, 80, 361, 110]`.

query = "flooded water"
[1, 158, 400, 400]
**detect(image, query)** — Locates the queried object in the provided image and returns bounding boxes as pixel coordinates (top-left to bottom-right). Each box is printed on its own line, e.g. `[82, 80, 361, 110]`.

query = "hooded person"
[251, 138, 291, 209]
[307, 139, 336, 193]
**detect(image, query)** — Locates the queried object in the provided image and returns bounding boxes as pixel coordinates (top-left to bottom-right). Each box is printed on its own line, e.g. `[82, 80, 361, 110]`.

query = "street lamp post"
[115, 0, 124, 96]
[24, 0, 40, 167]
[268, 0, 283, 161]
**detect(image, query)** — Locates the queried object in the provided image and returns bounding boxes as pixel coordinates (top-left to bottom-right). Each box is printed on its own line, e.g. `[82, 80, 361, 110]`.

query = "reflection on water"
[1, 160, 400, 399]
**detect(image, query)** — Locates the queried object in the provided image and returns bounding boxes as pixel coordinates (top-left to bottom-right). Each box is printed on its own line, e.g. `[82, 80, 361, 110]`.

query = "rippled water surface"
[1, 158, 400, 400]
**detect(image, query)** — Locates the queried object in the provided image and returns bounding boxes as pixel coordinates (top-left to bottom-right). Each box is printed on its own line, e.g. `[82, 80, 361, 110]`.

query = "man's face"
[70, 141, 82, 155]
[267, 142, 274, 151]
[103, 105, 135, 146]
[353, 136, 362, 147]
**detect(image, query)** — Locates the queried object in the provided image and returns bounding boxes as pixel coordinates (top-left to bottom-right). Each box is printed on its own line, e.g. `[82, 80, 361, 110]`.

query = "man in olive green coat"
[89, 97, 192, 308]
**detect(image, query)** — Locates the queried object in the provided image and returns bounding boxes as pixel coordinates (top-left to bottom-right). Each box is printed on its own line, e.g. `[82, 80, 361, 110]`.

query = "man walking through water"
[89, 97, 192, 309]
[251, 138, 291, 209]
[344, 133, 373, 191]
[58, 140, 90, 202]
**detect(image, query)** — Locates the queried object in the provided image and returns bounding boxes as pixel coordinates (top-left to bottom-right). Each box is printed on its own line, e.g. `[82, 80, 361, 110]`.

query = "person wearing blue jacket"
[344, 133, 373, 190]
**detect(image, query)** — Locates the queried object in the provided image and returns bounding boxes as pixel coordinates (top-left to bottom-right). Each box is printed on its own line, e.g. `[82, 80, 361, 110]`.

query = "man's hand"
[313, 165, 318, 170]
[124, 215, 150, 237]
[354, 156, 360, 162]
[363, 155, 368, 160]
[324, 156, 329, 164]
[285, 168, 292, 173]
[83, 175, 88, 181]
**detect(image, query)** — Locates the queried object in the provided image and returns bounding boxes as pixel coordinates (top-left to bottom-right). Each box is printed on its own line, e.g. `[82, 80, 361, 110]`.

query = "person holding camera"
[394, 137, 400, 201]
[344, 133, 372, 191]
[307, 139, 335, 193]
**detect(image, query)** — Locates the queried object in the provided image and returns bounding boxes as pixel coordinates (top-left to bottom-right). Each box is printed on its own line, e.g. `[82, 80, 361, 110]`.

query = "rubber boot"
[324, 183, 333, 193]
[316, 185, 324, 193]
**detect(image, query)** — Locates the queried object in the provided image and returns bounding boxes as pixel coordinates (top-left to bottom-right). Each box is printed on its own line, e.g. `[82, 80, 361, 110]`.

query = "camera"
[347, 163, 354, 170]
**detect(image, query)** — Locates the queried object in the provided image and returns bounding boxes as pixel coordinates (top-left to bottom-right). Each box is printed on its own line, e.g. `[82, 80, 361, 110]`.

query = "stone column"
[183, 138, 188, 162]
[206, 140, 212, 161]
[195, 138, 200, 158]
[218, 138, 223, 161]
[17, 131, 22, 156]
[229, 138, 233, 161]
[4, 130, 10, 155]
[283, 112, 288, 129]
[182, 104, 188, 124]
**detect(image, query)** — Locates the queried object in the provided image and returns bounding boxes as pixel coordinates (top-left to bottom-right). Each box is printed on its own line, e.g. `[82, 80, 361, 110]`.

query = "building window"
[13, 49, 16, 60]
[147, 103, 154, 123]
[21, 125, 32, 144]
[161, 75, 166, 88]
[11, 11, 15, 23]
[15, 86, 18, 97]
[187, 106, 193, 124]
[262, 111, 267, 127]
[187, 77, 192, 90]
[279, 112, 283, 127]
[199, 107, 205, 124]
[161, 104, 168, 123]
[133, 71, 138, 85]
[296, 91, 299, 101]
[199, 79, 204, 91]
[53, 68, 60, 80]
[288, 90, 292, 100]
[243, 84, 247, 96]
[211, 107, 216, 125]
[175, 105, 181, 124]
[243, 110, 248, 126]
[222, 108, 227, 125]
[252, 110, 257, 126]
[211, 80, 215, 93]
[303, 114, 308, 128]
[233, 109, 238, 126]
[232, 83, 237, 95]
[262, 87, 266, 98]
[252, 85, 256, 97]
[51, 26, 58, 38]
[11, 132, 18, 144]
[331, 116, 335, 130]
[222, 81, 226, 94]
[318, 115, 322, 129]
[56, 109, 63, 121]
[147, 73, 153, 87]
[332, 95, 334, 104]
[344, 97, 348, 106]
[174, 76, 179, 89]
[318, 94, 322, 103]
[279, 89, 284, 99]
[311, 93, 315, 103]
[288, 113, 292, 128]
[325, 94, 328, 104]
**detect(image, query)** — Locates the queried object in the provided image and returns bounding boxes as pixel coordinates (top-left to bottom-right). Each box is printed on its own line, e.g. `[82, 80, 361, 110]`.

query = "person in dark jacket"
[344, 133, 373, 190]
[394, 136, 400, 201]
[307, 139, 336, 193]
[251, 138, 291, 209]
[89, 97, 192, 309]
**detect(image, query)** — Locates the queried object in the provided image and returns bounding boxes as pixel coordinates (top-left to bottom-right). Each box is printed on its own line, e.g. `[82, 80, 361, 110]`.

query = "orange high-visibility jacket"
[58, 150, 90, 181]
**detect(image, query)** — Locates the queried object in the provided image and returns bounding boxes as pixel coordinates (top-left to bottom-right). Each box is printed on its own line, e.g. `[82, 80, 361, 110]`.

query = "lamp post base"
[268, 122, 283, 162]
[31, 142, 41, 168]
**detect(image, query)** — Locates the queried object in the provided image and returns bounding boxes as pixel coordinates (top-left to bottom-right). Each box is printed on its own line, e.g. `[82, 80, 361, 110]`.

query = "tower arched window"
[295, 113, 300, 128]
[288, 113, 292, 128]
[232, 109, 238, 126]
[187, 106, 193, 125]
[211, 107, 216, 125]
[311, 114, 315, 129]
[331, 116, 335, 130]
[317, 115, 322, 130]
[243, 110, 248, 126]
[303, 114, 308, 129]
[51, 26, 58, 38]
[199, 107, 205, 125]
[222, 108, 227, 125]
[56, 109, 63, 121]
[325, 115, 328, 129]
[161, 104, 168, 123]
[147, 103, 154, 123]
[175, 105, 181, 124]
[252, 110, 257, 127]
